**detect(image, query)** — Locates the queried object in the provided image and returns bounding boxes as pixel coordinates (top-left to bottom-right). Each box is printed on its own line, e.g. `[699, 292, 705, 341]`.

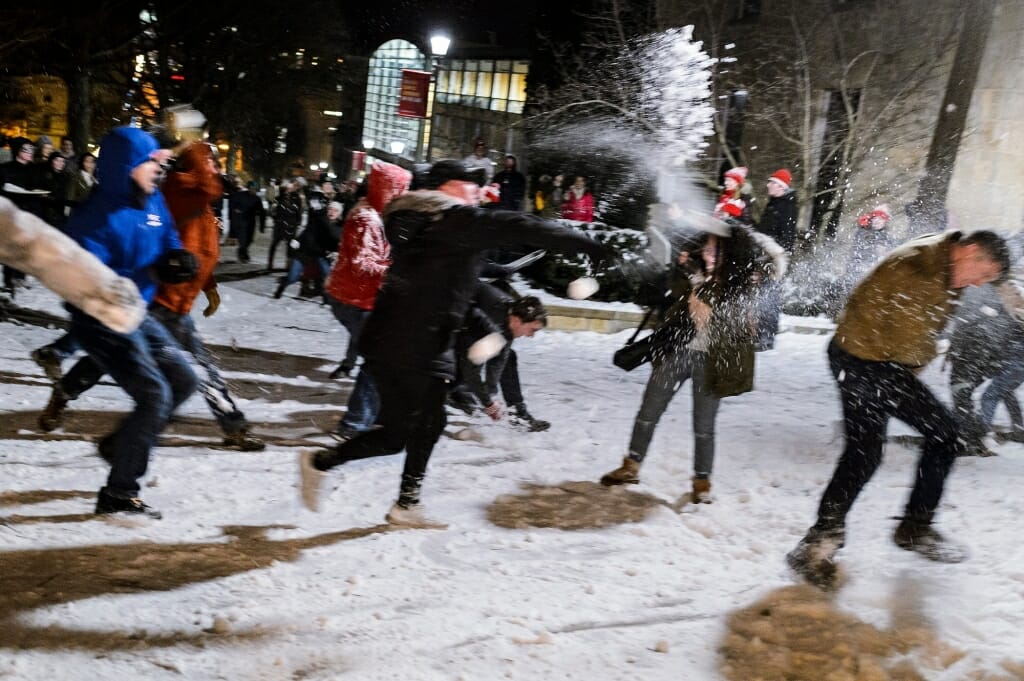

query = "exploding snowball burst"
[567, 277, 600, 300]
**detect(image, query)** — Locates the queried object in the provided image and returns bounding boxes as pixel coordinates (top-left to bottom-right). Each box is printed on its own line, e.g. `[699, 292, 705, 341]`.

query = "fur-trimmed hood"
[383, 190, 465, 219]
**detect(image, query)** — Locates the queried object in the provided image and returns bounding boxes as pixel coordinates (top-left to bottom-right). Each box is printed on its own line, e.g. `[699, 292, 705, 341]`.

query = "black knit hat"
[426, 159, 475, 189]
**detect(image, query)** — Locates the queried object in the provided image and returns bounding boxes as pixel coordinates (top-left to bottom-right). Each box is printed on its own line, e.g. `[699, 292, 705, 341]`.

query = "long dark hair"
[692, 225, 762, 304]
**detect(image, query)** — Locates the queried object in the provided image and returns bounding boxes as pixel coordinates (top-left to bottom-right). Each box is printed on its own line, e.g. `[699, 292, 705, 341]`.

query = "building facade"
[657, 0, 1024, 237]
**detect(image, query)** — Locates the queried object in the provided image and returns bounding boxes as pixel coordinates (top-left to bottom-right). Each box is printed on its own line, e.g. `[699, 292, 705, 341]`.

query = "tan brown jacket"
[834, 232, 960, 367]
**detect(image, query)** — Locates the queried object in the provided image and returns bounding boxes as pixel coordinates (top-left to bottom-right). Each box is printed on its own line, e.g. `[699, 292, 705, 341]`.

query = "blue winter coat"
[65, 126, 180, 306]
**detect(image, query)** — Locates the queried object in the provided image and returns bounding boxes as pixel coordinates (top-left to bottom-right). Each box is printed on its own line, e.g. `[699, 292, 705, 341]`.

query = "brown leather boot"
[691, 477, 712, 503]
[600, 457, 640, 486]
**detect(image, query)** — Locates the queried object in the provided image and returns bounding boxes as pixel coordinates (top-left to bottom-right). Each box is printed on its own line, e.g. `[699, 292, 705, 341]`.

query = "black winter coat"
[359, 190, 608, 379]
[758, 191, 798, 254]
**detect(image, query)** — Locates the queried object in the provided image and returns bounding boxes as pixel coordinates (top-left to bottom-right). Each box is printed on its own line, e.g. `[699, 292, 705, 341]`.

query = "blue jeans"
[150, 304, 248, 435]
[71, 312, 198, 496]
[327, 296, 369, 368]
[282, 256, 330, 288]
[341, 365, 380, 432]
[980, 356, 1024, 432]
[628, 350, 720, 477]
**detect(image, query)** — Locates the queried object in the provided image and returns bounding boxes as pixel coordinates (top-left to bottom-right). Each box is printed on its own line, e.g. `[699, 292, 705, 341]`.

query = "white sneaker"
[298, 450, 326, 512]
[384, 503, 448, 530]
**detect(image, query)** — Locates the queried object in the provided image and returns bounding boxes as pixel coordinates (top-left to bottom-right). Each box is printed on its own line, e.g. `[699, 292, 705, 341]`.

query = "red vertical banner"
[351, 150, 366, 171]
[397, 69, 432, 119]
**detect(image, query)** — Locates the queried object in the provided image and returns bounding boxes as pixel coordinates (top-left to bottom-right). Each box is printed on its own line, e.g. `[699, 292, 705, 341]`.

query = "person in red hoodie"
[560, 175, 595, 222]
[35, 141, 264, 451]
[325, 160, 412, 440]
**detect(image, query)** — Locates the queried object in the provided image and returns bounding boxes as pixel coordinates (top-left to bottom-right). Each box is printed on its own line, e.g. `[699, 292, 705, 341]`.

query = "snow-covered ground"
[2, 260, 1023, 680]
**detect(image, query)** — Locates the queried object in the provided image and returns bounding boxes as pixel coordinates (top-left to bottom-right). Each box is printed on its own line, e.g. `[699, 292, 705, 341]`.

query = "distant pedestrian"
[491, 154, 527, 211]
[561, 175, 594, 223]
[228, 180, 265, 263]
[754, 168, 798, 349]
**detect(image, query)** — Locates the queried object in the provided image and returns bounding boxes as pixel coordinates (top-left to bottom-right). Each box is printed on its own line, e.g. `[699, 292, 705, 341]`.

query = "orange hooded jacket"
[154, 142, 223, 314]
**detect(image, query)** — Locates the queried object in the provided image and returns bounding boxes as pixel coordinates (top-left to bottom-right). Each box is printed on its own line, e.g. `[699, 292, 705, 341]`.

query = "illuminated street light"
[390, 141, 406, 155]
[430, 35, 451, 57]
[425, 33, 451, 162]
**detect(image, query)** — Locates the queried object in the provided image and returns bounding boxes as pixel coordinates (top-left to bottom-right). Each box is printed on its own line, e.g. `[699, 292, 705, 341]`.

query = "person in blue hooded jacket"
[63, 125, 199, 519]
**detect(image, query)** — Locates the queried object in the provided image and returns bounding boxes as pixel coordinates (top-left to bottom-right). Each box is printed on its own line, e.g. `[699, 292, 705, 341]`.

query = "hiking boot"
[600, 457, 640, 486]
[37, 388, 69, 432]
[31, 346, 63, 382]
[95, 489, 162, 519]
[385, 503, 448, 530]
[298, 450, 327, 512]
[510, 403, 551, 432]
[223, 430, 266, 451]
[893, 518, 968, 563]
[691, 477, 712, 504]
[786, 524, 846, 590]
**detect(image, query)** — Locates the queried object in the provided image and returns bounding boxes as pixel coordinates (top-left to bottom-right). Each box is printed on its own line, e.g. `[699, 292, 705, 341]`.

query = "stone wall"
[947, 0, 1024, 233]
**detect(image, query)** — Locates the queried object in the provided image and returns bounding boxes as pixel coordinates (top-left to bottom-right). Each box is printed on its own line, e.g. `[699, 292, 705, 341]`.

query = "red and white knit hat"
[857, 203, 892, 228]
[768, 169, 792, 189]
[724, 166, 748, 185]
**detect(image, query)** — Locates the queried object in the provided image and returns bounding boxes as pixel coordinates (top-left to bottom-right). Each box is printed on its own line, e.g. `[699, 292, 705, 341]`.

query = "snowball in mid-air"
[468, 332, 506, 365]
[567, 277, 599, 300]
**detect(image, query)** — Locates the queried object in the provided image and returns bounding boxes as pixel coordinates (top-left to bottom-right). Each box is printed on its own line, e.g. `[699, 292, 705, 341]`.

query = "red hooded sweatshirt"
[325, 161, 412, 310]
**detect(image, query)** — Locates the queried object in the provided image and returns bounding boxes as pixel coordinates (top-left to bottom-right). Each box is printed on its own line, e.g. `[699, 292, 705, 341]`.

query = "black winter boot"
[95, 488, 162, 519]
[786, 521, 847, 590]
[893, 517, 968, 563]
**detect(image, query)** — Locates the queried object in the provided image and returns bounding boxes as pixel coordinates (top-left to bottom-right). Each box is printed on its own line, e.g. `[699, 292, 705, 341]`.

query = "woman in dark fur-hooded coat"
[600, 221, 787, 502]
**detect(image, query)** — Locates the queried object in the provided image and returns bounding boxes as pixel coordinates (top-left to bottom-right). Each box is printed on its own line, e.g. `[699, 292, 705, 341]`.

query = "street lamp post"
[424, 34, 451, 162]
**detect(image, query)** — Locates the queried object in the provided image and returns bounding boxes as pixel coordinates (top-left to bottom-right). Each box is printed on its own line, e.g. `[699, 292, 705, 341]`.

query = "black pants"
[237, 223, 256, 262]
[499, 349, 524, 406]
[816, 340, 963, 527]
[267, 228, 294, 271]
[318, 363, 449, 506]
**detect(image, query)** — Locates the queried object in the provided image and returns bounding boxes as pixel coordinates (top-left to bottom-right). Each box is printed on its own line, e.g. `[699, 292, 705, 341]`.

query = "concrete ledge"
[542, 305, 837, 336]
[544, 303, 646, 334]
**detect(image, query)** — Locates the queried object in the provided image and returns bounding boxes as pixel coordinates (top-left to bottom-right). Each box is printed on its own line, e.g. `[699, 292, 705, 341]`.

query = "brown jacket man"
[787, 229, 1010, 589]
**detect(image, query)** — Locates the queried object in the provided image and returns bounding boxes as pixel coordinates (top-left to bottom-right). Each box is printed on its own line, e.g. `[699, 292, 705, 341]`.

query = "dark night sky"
[347, 0, 579, 55]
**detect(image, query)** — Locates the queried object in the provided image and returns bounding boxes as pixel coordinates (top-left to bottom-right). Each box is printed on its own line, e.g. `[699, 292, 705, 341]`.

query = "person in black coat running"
[299, 159, 610, 527]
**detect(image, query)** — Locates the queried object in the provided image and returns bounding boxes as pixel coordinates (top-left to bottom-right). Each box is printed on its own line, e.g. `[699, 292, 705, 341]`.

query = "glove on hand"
[203, 288, 221, 317]
[155, 248, 199, 284]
